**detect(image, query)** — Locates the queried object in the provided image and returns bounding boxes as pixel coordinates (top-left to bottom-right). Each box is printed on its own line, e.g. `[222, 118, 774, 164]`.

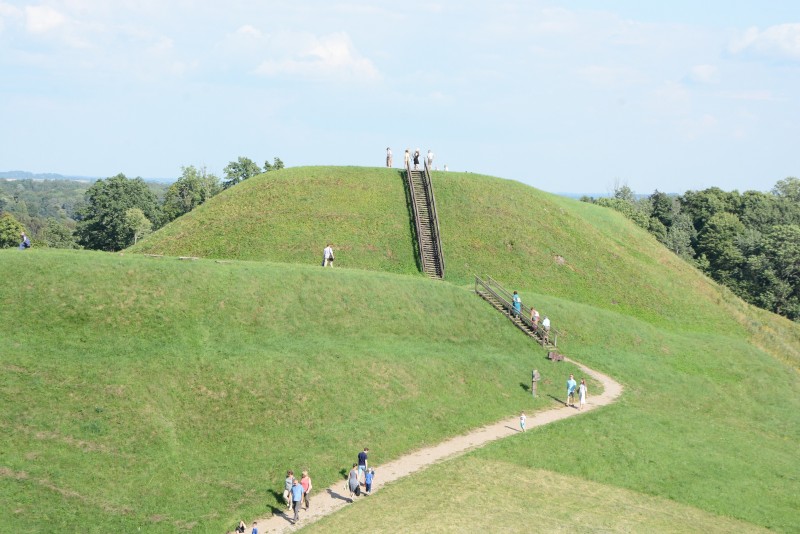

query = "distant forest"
[582, 177, 800, 322]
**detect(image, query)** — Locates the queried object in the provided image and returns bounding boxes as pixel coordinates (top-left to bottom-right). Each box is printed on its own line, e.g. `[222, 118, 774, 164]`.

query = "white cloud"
[25, 5, 67, 34]
[730, 24, 800, 61]
[689, 64, 718, 84]
[254, 31, 379, 82]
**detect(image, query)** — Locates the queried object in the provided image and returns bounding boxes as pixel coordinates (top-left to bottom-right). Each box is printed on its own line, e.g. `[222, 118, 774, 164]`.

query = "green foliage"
[124, 208, 153, 245]
[263, 157, 285, 172]
[39, 218, 79, 249]
[162, 166, 221, 222]
[223, 156, 261, 188]
[0, 212, 26, 248]
[76, 174, 162, 251]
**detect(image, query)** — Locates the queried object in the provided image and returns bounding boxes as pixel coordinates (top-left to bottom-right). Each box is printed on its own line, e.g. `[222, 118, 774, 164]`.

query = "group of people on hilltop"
[387, 147, 437, 171]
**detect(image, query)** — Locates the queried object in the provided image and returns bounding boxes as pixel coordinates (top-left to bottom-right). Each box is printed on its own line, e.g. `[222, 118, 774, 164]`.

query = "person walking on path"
[322, 244, 335, 267]
[519, 412, 526, 432]
[427, 149, 434, 169]
[347, 463, 360, 501]
[250, 521, 258, 534]
[290, 478, 304, 524]
[566, 374, 577, 407]
[364, 468, 375, 495]
[512, 291, 522, 317]
[300, 470, 313, 510]
[357, 447, 369, 477]
[283, 470, 294, 509]
[578, 378, 588, 410]
[386, 147, 393, 167]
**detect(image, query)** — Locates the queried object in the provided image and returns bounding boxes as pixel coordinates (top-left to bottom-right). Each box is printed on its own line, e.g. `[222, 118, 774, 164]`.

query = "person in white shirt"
[541, 316, 551, 343]
[427, 149, 434, 168]
[323, 244, 335, 267]
[386, 147, 393, 168]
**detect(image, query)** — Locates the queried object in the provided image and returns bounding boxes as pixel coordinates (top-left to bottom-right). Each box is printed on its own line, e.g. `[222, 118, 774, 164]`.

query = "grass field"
[0, 250, 578, 532]
[4, 166, 799, 532]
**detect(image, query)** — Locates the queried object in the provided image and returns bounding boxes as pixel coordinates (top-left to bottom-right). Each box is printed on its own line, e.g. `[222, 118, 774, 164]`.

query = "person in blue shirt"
[250, 521, 258, 534]
[290, 479, 305, 524]
[566, 374, 577, 407]
[512, 291, 521, 317]
[365, 468, 375, 495]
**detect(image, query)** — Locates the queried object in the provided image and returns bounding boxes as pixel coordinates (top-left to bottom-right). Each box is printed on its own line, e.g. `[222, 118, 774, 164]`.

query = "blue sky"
[1, 1, 799, 194]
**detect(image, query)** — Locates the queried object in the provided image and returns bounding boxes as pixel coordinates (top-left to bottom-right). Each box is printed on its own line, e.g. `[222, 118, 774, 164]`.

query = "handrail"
[423, 159, 445, 277]
[475, 275, 559, 347]
[405, 160, 429, 274]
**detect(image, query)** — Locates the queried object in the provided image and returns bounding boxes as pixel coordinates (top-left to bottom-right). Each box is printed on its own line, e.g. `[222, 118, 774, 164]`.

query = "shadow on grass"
[267, 489, 292, 522]
[519, 382, 530, 393]
[547, 394, 567, 406]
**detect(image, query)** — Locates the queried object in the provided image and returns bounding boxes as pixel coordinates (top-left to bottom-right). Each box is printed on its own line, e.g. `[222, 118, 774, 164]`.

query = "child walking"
[519, 412, 526, 432]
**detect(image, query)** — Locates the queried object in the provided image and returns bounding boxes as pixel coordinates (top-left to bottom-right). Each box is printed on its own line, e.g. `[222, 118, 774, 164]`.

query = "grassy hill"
[0, 250, 580, 532]
[4, 166, 799, 532]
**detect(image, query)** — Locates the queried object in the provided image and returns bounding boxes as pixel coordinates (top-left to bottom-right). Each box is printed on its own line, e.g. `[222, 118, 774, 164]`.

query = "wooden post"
[531, 369, 541, 398]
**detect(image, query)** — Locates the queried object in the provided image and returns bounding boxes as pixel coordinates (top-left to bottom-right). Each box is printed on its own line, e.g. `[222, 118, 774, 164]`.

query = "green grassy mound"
[0, 250, 578, 532]
[5, 166, 800, 532]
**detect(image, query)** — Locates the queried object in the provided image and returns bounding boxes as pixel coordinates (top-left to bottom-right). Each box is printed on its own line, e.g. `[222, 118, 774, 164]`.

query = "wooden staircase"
[406, 161, 444, 279]
[475, 275, 558, 351]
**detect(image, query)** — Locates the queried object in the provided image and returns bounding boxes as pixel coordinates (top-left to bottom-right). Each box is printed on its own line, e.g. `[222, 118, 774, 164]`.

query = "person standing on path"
[290, 478, 304, 524]
[283, 470, 294, 509]
[413, 149, 420, 170]
[512, 291, 522, 317]
[404, 149, 411, 169]
[300, 470, 312, 510]
[520, 412, 526, 432]
[566, 374, 577, 407]
[365, 468, 375, 495]
[357, 447, 369, 477]
[323, 244, 335, 267]
[578, 378, 588, 410]
[427, 149, 434, 169]
[347, 463, 360, 501]
[386, 147, 393, 167]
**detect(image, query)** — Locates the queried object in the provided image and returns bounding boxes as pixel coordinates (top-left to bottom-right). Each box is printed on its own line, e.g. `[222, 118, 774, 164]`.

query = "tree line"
[582, 178, 800, 321]
[0, 156, 282, 251]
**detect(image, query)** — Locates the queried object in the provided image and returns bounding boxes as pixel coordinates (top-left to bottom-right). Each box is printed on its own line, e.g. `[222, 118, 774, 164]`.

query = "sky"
[1, 1, 799, 194]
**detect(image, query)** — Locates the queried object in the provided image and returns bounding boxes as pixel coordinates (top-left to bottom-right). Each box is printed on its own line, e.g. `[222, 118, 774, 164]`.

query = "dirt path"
[254, 358, 623, 533]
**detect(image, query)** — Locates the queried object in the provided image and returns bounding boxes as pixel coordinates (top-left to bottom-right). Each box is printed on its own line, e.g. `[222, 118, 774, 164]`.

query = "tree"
[39, 218, 79, 249]
[223, 157, 261, 189]
[664, 212, 696, 260]
[696, 211, 746, 287]
[162, 165, 222, 222]
[0, 212, 26, 248]
[772, 177, 800, 203]
[263, 157, 285, 172]
[76, 174, 162, 251]
[124, 208, 152, 245]
[649, 190, 674, 228]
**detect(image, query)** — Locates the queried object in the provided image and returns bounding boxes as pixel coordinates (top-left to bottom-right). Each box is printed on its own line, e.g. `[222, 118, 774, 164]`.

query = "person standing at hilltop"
[427, 149, 434, 168]
[386, 147, 393, 167]
[566, 374, 577, 408]
[404, 149, 411, 169]
[413, 149, 420, 170]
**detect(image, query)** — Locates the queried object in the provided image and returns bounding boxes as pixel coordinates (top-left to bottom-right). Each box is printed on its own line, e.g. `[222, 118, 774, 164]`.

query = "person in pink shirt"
[300, 470, 313, 510]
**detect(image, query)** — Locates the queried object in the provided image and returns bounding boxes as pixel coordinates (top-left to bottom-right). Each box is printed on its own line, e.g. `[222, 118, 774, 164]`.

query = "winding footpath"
[255, 358, 623, 533]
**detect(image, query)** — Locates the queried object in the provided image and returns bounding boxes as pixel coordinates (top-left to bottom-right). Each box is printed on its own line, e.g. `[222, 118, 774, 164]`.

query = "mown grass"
[6, 167, 800, 531]
[0, 249, 577, 533]
[307, 457, 769, 534]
